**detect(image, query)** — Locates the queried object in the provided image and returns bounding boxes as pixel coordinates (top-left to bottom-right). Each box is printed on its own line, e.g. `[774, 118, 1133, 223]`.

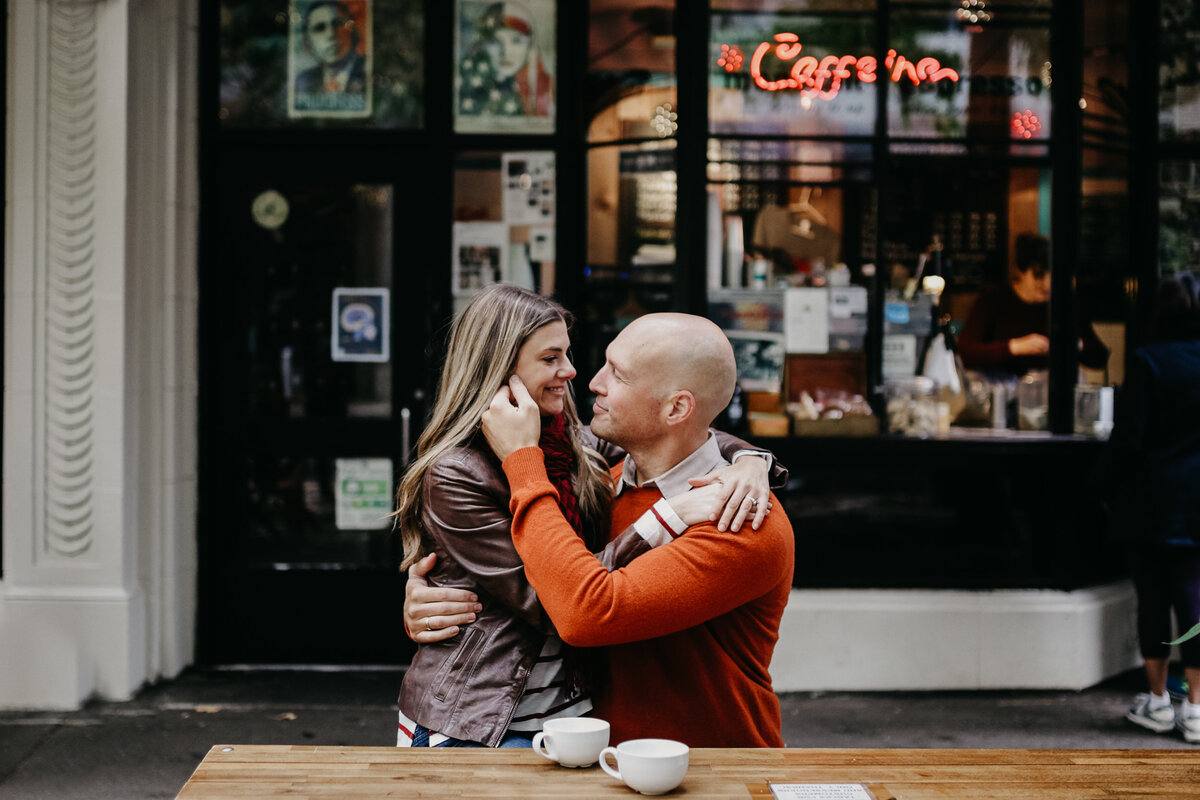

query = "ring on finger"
[425, 618, 434, 632]
[747, 497, 758, 508]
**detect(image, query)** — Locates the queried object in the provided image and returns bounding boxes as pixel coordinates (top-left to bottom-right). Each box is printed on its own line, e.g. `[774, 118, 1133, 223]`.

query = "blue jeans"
[411, 723, 533, 749]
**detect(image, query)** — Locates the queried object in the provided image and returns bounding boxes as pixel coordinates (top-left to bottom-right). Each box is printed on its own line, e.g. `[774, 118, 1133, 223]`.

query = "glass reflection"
[247, 184, 394, 419]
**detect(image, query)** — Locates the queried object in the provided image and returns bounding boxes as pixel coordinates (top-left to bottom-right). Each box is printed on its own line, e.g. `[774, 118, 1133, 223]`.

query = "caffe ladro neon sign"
[719, 33, 960, 101]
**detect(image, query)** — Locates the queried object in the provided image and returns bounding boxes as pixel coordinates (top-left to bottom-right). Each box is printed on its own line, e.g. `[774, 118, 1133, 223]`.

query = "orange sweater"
[503, 447, 795, 748]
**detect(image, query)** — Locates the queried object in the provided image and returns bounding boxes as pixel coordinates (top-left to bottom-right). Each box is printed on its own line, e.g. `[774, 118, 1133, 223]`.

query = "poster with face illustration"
[288, 0, 374, 118]
[454, 0, 556, 134]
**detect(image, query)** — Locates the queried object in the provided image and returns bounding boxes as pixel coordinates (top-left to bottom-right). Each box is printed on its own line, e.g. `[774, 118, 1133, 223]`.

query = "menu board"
[882, 163, 1007, 288]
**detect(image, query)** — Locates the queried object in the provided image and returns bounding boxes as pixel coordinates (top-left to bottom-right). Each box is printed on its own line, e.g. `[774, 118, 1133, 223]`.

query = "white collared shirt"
[620, 432, 730, 547]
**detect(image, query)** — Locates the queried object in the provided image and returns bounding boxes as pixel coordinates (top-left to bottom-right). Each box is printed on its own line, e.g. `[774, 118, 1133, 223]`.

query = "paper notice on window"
[769, 784, 875, 800]
[784, 288, 830, 353]
[882, 333, 918, 381]
[335, 458, 394, 530]
[829, 286, 868, 319]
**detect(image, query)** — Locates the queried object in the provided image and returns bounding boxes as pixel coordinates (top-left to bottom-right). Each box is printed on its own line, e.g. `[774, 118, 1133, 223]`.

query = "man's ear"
[662, 390, 696, 427]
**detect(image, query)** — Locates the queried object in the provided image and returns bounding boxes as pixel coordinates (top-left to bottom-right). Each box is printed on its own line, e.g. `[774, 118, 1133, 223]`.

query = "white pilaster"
[1, 0, 198, 709]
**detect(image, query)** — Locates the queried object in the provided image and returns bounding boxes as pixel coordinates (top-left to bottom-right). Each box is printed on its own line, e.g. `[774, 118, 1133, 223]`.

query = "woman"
[1103, 271, 1200, 743]
[958, 233, 1109, 379]
[394, 284, 778, 748]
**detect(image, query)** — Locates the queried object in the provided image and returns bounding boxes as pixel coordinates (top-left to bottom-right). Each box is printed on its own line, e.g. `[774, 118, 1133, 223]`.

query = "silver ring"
[425, 618, 434, 632]
[747, 497, 758, 508]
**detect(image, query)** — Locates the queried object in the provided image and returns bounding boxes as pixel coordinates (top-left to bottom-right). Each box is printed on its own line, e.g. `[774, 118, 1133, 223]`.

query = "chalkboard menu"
[882, 161, 1007, 287]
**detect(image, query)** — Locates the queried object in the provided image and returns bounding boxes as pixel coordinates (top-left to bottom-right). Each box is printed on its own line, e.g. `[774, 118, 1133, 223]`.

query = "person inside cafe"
[1099, 270, 1200, 743]
[392, 285, 783, 749]
[957, 232, 1109, 379]
[408, 311, 795, 748]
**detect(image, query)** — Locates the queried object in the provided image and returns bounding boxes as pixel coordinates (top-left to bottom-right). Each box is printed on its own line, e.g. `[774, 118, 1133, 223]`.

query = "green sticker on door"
[335, 458, 393, 530]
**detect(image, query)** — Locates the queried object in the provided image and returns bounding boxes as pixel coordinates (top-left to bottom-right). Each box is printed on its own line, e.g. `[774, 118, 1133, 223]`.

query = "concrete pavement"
[0, 666, 1195, 799]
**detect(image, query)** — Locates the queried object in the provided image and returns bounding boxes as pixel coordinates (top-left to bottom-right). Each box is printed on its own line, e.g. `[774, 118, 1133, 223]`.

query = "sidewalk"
[0, 666, 1194, 800]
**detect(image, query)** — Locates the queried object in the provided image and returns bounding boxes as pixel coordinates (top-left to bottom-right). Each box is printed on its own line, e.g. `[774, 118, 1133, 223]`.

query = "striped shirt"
[396, 633, 590, 746]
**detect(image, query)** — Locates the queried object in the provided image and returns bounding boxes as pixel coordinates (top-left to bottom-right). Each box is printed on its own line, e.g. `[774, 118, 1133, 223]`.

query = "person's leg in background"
[1171, 547, 1200, 742]
[1127, 545, 1177, 734]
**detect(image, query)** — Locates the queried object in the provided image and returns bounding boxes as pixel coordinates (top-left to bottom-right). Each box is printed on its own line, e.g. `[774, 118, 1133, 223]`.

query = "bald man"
[478, 313, 795, 748]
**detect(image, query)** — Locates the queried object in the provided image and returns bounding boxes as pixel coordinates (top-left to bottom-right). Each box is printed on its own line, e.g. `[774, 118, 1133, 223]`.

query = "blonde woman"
[394, 284, 780, 748]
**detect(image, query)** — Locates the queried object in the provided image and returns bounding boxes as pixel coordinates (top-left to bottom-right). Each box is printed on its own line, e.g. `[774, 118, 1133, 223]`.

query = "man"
[407, 313, 795, 748]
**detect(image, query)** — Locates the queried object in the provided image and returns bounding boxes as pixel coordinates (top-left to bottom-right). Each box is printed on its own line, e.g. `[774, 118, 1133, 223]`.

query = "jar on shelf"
[884, 376, 948, 437]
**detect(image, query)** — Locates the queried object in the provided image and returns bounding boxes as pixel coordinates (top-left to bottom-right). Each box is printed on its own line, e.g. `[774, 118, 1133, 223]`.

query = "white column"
[1, 0, 198, 709]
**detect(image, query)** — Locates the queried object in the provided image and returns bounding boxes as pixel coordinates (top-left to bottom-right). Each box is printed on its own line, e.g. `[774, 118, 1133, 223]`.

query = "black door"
[198, 147, 443, 664]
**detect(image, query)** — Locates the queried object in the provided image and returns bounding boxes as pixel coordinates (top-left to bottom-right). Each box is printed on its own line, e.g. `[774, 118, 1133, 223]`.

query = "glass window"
[1160, 0, 1200, 143]
[244, 454, 396, 567]
[219, 0, 424, 129]
[709, 9, 878, 137]
[452, 151, 556, 314]
[581, 142, 678, 373]
[887, 4, 1050, 147]
[1160, 160, 1200, 272]
[588, 0, 676, 143]
[244, 184, 394, 420]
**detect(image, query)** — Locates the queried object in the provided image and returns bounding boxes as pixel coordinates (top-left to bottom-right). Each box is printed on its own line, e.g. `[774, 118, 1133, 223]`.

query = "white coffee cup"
[531, 717, 610, 768]
[599, 738, 690, 795]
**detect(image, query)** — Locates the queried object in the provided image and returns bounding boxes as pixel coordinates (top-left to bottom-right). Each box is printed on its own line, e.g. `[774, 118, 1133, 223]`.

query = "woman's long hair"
[395, 284, 612, 569]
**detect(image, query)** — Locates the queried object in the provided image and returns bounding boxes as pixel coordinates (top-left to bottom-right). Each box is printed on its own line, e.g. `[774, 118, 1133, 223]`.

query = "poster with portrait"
[454, 0, 556, 134]
[726, 330, 786, 393]
[452, 222, 508, 297]
[288, 0, 374, 119]
[332, 288, 389, 362]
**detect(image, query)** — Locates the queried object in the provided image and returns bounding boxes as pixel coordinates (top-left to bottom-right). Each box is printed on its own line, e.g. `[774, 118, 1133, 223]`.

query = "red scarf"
[539, 414, 582, 536]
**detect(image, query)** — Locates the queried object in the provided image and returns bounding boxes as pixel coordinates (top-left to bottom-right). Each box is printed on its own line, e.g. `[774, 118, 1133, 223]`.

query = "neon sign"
[729, 33, 960, 101]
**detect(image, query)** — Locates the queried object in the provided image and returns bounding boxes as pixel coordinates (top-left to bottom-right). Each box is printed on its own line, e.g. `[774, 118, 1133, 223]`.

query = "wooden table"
[176, 745, 1200, 799]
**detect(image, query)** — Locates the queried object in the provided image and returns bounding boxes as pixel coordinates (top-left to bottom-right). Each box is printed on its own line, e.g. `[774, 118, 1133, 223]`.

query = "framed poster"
[454, 0, 556, 134]
[452, 222, 508, 296]
[288, 0, 374, 118]
[332, 288, 390, 362]
[726, 330, 786, 393]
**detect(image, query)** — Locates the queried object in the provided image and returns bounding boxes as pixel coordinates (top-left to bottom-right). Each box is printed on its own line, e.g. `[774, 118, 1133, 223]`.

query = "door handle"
[400, 407, 411, 467]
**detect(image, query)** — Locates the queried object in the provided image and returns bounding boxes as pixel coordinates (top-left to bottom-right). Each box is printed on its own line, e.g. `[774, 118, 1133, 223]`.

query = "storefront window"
[709, 8, 878, 137]
[887, 4, 1050, 152]
[697, 1, 1089, 437]
[588, 0, 676, 143]
[219, 0, 424, 128]
[452, 151, 557, 314]
[1159, 161, 1200, 272]
[580, 141, 678, 380]
[1160, 0, 1200, 144]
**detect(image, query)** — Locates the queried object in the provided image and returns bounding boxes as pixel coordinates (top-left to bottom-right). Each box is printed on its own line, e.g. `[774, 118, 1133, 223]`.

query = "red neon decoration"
[739, 34, 959, 101]
[1011, 109, 1041, 139]
[717, 44, 744, 73]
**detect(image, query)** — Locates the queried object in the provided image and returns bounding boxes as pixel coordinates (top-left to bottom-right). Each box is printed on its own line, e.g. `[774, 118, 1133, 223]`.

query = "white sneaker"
[1126, 693, 1176, 733]
[1178, 700, 1200, 744]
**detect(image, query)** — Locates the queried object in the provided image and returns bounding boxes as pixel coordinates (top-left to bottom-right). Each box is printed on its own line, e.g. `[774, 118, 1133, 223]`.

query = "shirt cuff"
[731, 449, 773, 470]
[633, 498, 688, 547]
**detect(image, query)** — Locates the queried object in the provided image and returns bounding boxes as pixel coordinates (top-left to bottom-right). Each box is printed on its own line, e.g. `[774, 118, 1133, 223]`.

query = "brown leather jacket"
[397, 428, 785, 747]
